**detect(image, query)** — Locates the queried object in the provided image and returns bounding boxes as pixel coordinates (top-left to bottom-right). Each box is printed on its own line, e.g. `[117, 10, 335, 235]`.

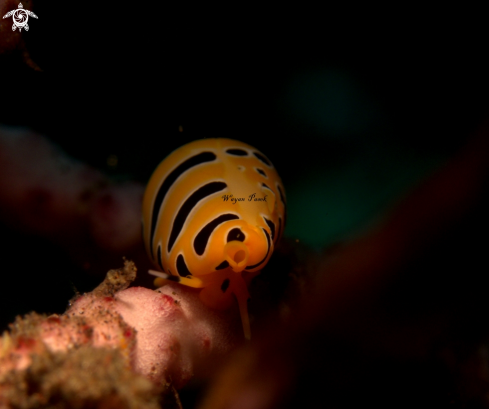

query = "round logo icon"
[2, 3, 38, 32]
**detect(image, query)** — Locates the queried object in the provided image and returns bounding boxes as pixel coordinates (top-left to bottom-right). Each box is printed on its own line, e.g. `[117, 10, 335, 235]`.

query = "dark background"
[0, 2, 488, 351]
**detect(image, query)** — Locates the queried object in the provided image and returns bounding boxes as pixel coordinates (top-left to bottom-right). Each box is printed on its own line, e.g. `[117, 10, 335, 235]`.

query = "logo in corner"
[2, 3, 38, 32]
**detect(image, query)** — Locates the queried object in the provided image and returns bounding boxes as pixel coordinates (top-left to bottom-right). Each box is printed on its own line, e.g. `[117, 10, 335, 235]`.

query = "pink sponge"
[0, 261, 242, 405]
[114, 284, 242, 388]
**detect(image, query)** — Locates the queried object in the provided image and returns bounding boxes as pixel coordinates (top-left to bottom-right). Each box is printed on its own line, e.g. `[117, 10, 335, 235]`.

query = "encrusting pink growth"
[0, 126, 148, 276]
[114, 284, 242, 388]
[0, 261, 242, 406]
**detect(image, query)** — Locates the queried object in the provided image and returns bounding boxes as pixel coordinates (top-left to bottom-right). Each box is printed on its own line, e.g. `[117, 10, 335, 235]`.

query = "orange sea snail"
[142, 138, 286, 339]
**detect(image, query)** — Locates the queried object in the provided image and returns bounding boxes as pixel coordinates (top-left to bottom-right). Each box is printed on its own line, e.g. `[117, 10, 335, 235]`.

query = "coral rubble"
[0, 260, 241, 407]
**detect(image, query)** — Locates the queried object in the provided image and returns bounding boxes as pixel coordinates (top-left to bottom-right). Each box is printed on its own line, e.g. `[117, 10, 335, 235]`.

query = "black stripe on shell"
[194, 214, 239, 256]
[253, 151, 272, 167]
[263, 217, 275, 242]
[255, 168, 267, 177]
[215, 260, 229, 270]
[176, 254, 192, 277]
[277, 184, 286, 205]
[157, 245, 164, 271]
[149, 151, 216, 259]
[168, 181, 227, 252]
[226, 148, 248, 156]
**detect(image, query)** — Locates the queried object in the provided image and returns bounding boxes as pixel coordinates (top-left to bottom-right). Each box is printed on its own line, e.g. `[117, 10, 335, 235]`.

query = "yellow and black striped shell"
[142, 138, 286, 339]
